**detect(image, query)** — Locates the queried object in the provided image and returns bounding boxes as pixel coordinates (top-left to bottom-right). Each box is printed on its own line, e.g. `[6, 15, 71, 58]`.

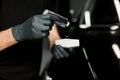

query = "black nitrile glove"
[51, 44, 75, 59]
[12, 14, 59, 41]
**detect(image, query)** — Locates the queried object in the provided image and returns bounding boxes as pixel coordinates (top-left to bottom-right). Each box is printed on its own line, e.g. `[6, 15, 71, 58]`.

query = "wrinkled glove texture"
[12, 14, 60, 41]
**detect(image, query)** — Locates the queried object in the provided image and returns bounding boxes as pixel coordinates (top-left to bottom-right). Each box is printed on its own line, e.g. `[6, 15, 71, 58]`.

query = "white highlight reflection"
[112, 43, 120, 59]
[79, 11, 91, 29]
[114, 0, 120, 22]
[110, 25, 119, 30]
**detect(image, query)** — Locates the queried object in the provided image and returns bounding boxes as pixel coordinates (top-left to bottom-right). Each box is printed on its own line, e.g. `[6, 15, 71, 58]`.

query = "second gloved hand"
[51, 44, 75, 59]
[12, 14, 59, 41]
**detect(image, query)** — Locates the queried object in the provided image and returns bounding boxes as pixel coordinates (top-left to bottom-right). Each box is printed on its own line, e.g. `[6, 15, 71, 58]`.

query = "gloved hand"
[12, 14, 59, 41]
[51, 44, 75, 59]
